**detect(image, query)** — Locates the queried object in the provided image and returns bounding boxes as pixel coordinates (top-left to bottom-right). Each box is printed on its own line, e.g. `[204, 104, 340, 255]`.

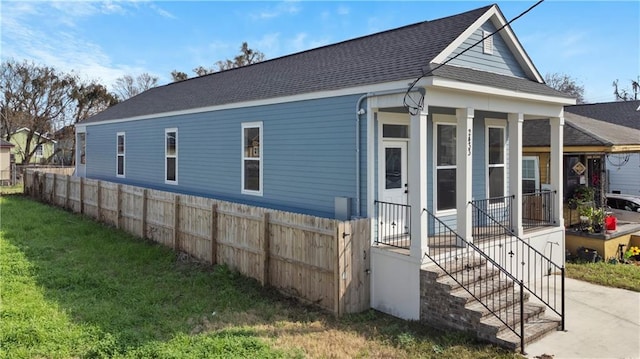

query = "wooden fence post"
[116, 184, 122, 229]
[65, 175, 71, 210]
[210, 203, 218, 265]
[51, 174, 57, 204]
[22, 169, 27, 195]
[33, 172, 38, 199]
[96, 181, 102, 221]
[340, 221, 352, 316]
[141, 189, 147, 238]
[173, 195, 180, 251]
[334, 222, 342, 316]
[262, 212, 271, 286]
[79, 177, 84, 214]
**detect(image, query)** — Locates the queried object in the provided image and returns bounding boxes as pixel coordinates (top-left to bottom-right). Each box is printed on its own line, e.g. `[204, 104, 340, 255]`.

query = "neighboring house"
[566, 100, 640, 197]
[9, 127, 57, 165]
[77, 5, 573, 347]
[0, 139, 15, 184]
[54, 125, 75, 165]
[523, 101, 640, 203]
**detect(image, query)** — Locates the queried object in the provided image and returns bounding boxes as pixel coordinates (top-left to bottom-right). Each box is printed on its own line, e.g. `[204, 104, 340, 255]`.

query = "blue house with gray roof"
[77, 4, 573, 348]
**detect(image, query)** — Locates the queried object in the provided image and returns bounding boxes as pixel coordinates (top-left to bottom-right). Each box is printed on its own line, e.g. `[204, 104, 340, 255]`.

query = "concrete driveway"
[526, 277, 640, 359]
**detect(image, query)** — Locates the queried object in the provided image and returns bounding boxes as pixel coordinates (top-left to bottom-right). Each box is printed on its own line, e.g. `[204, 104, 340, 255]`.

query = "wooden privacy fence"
[24, 170, 370, 315]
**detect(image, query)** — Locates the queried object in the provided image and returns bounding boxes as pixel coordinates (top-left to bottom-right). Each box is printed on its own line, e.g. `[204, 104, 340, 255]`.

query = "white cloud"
[290, 33, 308, 52]
[101, 1, 126, 15]
[148, 2, 176, 19]
[557, 31, 589, 59]
[255, 33, 282, 57]
[337, 5, 349, 16]
[286, 33, 329, 54]
[250, 0, 301, 20]
[43, 1, 127, 27]
[0, 1, 159, 90]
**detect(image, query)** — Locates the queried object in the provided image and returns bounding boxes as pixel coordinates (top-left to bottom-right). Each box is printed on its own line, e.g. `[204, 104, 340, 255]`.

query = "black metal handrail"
[522, 190, 557, 229]
[374, 200, 411, 249]
[423, 208, 526, 353]
[471, 194, 514, 238]
[469, 199, 565, 331]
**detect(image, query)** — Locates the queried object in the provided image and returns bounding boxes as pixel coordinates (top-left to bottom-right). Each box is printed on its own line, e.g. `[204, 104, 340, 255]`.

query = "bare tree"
[171, 42, 266, 81]
[192, 66, 215, 77]
[545, 72, 585, 104]
[613, 77, 640, 101]
[113, 72, 159, 100]
[170, 70, 189, 82]
[61, 81, 118, 164]
[0, 59, 76, 164]
[216, 42, 265, 71]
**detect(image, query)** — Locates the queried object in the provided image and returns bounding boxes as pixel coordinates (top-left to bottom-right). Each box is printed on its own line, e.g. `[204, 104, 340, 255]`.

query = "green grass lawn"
[565, 261, 640, 292]
[0, 195, 518, 358]
[0, 184, 23, 195]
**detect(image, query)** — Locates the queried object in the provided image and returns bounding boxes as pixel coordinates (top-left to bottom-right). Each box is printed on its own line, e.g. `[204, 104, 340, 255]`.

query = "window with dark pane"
[385, 147, 402, 189]
[437, 168, 456, 210]
[165, 129, 177, 183]
[382, 124, 408, 139]
[437, 124, 456, 166]
[487, 126, 505, 204]
[242, 123, 262, 194]
[116, 133, 125, 176]
[436, 123, 457, 211]
[166, 158, 176, 181]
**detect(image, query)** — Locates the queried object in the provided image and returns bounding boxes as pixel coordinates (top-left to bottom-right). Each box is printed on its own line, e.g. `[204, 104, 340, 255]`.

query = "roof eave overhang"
[427, 76, 576, 106]
[524, 145, 640, 153]
[77, 79, 417, 129]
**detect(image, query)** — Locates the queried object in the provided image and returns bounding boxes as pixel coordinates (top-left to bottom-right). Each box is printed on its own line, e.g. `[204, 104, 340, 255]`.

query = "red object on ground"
[605, 215, 617, 230]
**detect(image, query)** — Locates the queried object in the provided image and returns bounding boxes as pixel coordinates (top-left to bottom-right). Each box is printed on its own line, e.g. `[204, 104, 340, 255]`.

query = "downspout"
[354, 88, 425, 217]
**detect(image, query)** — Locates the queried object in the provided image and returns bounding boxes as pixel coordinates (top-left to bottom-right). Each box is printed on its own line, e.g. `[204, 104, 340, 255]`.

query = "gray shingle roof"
[85, 4, 563, 125]
[0, 139, 14, 148]
[565, 100, 640, 130]
[523, 111, 640, 148]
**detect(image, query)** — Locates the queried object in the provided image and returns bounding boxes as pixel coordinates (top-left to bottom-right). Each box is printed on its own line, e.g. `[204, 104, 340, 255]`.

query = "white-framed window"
[116, 132, 125, 177]
[165, 128, 177, 184]
[241, 121, 262, 195]
[434, 122, 457, 212]
[486, 124, 506, 203]
[522, 156, 540, 194]
[78, 132, 86, 165]
[34, 144, 43, 157]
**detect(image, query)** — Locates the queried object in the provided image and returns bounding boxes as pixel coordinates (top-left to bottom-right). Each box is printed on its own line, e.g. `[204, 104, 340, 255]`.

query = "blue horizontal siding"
[85, 94, 367, 218]
[472, 115, 486, 200]
[447, 21, 528, 78]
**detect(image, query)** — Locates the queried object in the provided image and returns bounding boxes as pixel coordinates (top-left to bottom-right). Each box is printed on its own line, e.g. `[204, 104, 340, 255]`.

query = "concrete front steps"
[420, 255, 561, 352]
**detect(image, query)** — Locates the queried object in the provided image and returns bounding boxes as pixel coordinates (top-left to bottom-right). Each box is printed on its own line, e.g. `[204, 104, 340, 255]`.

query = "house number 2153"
[467, 129, 472, 156]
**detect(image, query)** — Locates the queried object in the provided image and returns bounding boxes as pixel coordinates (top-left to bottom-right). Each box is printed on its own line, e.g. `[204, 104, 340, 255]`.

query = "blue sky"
[2, 1, 638, 103]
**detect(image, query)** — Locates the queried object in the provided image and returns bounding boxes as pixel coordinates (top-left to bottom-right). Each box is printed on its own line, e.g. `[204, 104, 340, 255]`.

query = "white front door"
[380, 140, 409, 237]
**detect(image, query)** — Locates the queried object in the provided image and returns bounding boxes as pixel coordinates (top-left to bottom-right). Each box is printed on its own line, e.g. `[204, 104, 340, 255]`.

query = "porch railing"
[374, 200, 411, 249]
[522, 190, 556, 230]
[423, 208, 527, 353]
[468, 200, 565, 333]
[471, 194, 514, 241]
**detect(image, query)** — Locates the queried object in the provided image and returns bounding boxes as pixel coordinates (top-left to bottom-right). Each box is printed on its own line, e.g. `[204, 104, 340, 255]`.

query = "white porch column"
[508, 113, 524, 237]
[409, 109, 428, 259]
[456, 108, 473, 245]
[550, 116, 565, 227]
